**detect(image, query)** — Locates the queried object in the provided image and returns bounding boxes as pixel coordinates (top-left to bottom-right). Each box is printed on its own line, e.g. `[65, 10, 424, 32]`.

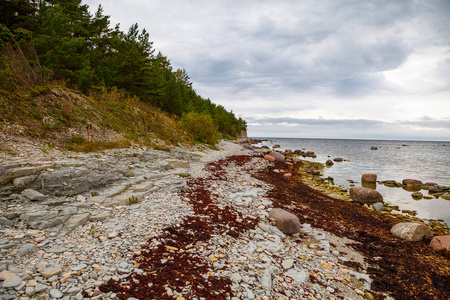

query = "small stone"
[108, 232, 119, 239]
[35, 283, 49, 293]
[41, 266, 63, 278]
[25, 286, 35, 296]
[49, 289, 63, 298]
[230, 273, 242, 283]
[281, 259, 294, 270]
[0, 216, 13, 227]
[0, 270, 15, 280]
[3, 275, 23, 288]
[76, 195, 86, 202]
[372, 202, 384, 211]
[22, 189, 45, 201]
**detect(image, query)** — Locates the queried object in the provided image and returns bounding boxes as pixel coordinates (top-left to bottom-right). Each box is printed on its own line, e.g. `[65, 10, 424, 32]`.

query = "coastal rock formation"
[411, 192, 423, 200]
[390, 222, 433, 241]
[269, 208, 301, 234]
[269, 151, 285, 162]
[361, 173, 377, 183]
[402, 179, 423, 186]
[306, 151, 316, 158]
[349, 187, 383, 204]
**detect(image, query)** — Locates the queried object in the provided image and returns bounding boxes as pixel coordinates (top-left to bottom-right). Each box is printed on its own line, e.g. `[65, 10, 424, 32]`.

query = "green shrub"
[181, 112, 218, 145]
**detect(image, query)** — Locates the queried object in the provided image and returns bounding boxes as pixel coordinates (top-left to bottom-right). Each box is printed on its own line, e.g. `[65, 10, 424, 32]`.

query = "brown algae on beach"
[253, 158, 450, 300]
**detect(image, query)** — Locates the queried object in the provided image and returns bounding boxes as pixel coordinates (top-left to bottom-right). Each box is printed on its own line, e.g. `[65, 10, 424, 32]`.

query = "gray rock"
[281, 259, 294, 270]
[47, 246, 67, 254]
[372, 202, 384, 211]
[89, 212, 112, 222]
[41, 265, 63, 278]
[0, 217, 13, 227]
[286, 269, 308, 283]
[22, 189, 45, 201]
[58, 212, 91, 236]
[18, 244, 39, 256]
[13, 175, 37, 187]
[50, 289, 63, 298]
[34, 283, 49, 293]
[230, 273, 242, 283]
[260, 270, 272, 291]
[25, 286, 35, 296]
[2, 275, 23, 288]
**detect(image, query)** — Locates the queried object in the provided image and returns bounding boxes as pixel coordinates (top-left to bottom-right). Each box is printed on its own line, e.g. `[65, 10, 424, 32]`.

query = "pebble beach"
[0, 138, 448, 299]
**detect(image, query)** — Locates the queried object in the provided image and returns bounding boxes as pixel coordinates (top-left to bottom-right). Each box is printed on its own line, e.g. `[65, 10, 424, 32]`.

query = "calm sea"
[252, 138, 450, 225]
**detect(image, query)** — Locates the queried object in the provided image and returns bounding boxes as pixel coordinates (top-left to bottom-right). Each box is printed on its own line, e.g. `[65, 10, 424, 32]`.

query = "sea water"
[252, 138, 450, 225]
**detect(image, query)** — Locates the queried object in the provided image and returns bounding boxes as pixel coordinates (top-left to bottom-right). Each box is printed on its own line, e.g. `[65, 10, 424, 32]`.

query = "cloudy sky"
[83, 0, 450, 141]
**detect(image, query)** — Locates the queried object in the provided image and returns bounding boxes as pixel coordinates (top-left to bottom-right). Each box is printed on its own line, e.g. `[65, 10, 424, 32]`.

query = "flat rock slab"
[22, 189, 45, 201]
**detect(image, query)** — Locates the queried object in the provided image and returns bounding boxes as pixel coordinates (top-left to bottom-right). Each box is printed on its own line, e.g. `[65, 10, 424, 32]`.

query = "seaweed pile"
[99, 155, 259, 299]
[254, 160, 450, 300]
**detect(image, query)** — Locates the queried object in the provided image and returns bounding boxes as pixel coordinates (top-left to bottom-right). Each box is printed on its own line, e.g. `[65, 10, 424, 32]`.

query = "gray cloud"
[83, 0, 450, 140]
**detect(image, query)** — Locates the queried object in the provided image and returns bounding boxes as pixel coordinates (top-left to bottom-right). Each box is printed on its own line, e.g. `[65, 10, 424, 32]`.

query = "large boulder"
[349, 187, 383, 204]
[361, 173, 377, 183]
[430, 236, 450, 252]
[269, 151, 285, 162]
[402, 179, 423, 186]
[390, 222, 433, 241]
[269, 208, 301, 234]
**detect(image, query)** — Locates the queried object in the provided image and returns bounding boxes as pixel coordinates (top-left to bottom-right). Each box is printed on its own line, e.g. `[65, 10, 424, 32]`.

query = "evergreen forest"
[0, 0, 246, 145]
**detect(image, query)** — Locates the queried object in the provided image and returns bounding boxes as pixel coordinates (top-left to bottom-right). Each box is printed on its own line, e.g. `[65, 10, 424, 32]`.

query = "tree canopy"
[0, 0, 246, 138]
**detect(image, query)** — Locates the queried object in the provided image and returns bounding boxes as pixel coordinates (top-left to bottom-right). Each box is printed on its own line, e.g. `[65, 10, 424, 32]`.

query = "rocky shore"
[1, 138, 449, 299]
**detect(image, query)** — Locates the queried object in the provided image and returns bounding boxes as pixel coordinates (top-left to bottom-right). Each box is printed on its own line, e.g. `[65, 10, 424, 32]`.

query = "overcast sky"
[83, 0, 450, 141]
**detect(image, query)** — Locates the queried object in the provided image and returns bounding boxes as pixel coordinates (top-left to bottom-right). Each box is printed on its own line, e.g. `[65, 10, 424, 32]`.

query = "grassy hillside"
[0, 85, 191, 152]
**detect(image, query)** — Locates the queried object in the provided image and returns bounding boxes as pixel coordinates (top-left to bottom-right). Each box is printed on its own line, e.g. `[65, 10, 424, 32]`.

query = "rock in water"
[349, 187, 383, 204]
[390, 222, 433, 241]
[361, 173, 377, 183]
[269, 208, 301, 234]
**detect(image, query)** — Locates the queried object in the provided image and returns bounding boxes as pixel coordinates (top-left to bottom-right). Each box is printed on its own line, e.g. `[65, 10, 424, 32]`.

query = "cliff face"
[239, 129, 248, 139]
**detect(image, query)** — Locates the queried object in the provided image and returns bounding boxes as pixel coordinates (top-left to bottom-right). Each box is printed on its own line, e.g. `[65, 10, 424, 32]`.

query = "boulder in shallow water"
[333, 157, 343, 162]
[390, 222, 433, 241]
[361, 173, 377, 183]
[441, 193, 450, 200]
[411, 192, 423, 200]
[269, 208, 301, 234]
[325, 159, 334, 166]
[402, 179, 423, 186]
[349, 187, 383, 204]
